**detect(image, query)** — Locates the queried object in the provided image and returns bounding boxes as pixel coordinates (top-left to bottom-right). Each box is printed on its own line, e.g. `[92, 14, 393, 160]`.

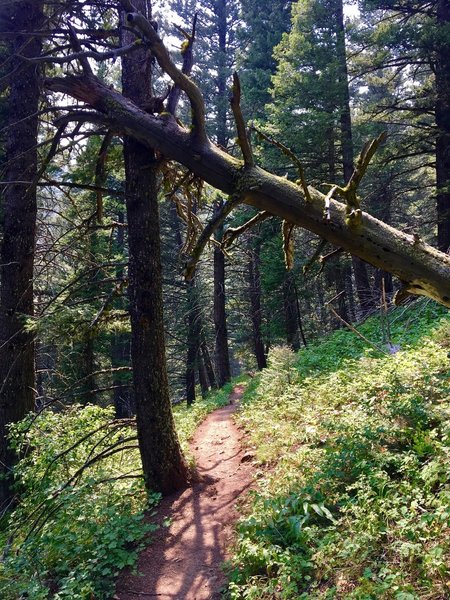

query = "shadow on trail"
[115, 391, 253, 600]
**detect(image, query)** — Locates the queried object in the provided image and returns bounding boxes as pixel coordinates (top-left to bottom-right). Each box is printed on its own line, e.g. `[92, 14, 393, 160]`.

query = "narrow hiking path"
[115, 384, 253, 599]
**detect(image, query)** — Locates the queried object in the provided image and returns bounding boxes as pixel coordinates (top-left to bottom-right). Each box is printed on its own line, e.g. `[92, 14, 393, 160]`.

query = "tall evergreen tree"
[238, 0, 292, 118]
[360, 0, 450, 252]
[268, 0, 376, 315]
[120, 0, 190, 494]
[0, 0, 44, 507]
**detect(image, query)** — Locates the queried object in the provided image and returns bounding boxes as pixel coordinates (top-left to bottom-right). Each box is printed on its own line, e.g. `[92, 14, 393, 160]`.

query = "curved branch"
[222, 210, 272, 248]
[121, 5, 206, 141]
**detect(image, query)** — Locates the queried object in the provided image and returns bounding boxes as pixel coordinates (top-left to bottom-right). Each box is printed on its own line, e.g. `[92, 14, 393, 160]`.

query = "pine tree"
[359, 0, 450, 252]
[121, 0, 190, 493]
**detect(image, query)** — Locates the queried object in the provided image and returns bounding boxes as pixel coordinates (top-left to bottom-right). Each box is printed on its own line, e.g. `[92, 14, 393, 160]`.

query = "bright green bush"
[0, 386, 230, 599]
[227, 301, 450, 599]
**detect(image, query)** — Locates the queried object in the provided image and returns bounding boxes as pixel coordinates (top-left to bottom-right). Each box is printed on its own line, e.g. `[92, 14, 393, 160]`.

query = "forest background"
[0, 0, 450, 597]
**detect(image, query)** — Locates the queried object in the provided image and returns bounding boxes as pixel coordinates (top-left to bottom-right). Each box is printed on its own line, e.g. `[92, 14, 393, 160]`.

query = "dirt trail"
[115, 384, 253, 599]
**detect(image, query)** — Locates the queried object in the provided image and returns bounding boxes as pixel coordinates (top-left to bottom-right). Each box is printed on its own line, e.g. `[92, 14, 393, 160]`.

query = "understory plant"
[227, 300, 450, 599]
[0, 386, 230, 599]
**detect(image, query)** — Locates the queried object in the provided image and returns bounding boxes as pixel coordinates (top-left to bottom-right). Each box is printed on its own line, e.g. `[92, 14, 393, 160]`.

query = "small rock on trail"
[115, 384, 252, 599]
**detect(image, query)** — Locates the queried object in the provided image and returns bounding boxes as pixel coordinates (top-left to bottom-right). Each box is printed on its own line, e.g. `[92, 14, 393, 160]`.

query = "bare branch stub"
[67, 23, 93, 76]
[323, 185, 337, 223]
[167, 13, 198, 115]
[230, 73, 254, 167]
[333, 132, 388, 226]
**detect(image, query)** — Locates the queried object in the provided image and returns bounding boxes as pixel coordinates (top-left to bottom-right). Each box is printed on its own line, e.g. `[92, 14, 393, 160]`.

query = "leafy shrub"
[0, 386, 230, 599]
[227, 301, 450, 598]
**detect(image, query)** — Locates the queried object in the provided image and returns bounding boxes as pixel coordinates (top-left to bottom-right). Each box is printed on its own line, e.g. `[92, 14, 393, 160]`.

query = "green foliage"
[226, 301, 450, 598]
[0, 387, 230, 599]
[296, 299, 447, 377]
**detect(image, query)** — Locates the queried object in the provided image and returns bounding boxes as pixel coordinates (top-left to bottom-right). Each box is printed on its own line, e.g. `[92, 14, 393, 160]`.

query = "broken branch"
[222, 210, 272, 248]
[230, 73, 253, 167]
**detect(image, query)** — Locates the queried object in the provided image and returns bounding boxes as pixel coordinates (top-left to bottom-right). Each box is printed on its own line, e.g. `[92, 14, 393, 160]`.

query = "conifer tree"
[268, 0, 376, 315]
[360, 0, 450, 252]
[0, 0, 44, 507]
[120, 0, 190, 493]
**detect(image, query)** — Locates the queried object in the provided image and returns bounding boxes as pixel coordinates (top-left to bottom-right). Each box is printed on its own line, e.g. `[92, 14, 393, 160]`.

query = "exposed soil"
[114, 384, 253, 599]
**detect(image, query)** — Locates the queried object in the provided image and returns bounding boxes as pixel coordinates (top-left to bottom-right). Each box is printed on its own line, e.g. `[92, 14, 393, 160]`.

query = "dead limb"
[252, 125, 311, 202]
[184, 194, 243, 280]
[230, 73, 253, 167]
[167, 14, 198, 115]
[121, 2, 206, 141]
[222, 210, 272, 248]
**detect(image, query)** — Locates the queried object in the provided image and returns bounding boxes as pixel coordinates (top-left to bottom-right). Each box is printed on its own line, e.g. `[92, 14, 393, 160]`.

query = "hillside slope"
[227, 300, 450, 599]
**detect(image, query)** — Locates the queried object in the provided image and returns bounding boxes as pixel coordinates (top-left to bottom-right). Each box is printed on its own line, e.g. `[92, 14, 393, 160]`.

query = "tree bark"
[293, 280, 307, 347]
[334, 260, 350, 324]
[212, 0, 232, 387]
[283, 272, 300, 351]
[111, 209, 133, 418]
[0, 1, 43, 509]
[213, 227, 231, 386]
[248, 245, 267, 369]
[185, 278, 201, 406]
[201, 337, 217, 389]
[111, 333, 133, 419]
[121, 2, 189, 494]
[198, 357, 209, 398]
[435, 0, 450, 252]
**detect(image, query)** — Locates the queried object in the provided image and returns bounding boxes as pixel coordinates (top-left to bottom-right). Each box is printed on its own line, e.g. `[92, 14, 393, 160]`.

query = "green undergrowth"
[0, 383, 231, 599]
[297, 299, 447, 378]
[227, 300, 450, 599]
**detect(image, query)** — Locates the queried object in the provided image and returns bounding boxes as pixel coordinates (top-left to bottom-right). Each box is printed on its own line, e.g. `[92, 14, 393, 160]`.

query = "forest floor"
[115, 384, 253, 599]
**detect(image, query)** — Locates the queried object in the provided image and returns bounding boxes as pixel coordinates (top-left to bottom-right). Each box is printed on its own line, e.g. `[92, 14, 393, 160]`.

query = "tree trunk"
[172, 199, 208, 405]
[111, 333, 133, 418]
[111, 209, 133, 418]
[215, 0, 228, 149]
[201, 337, 217, 389]
[334, 260, 350, 324]
[293, 280, 307, 347]
[283, 272, 300, 351]
[185, 278, 201, 406]
[335, 0, 375, 314]
[121, 2, 189, 494]
[248, 245, 267, 369]
[198, 358, 209, 398]
[212, 0, 232, 387]
[327, 121, 351, 324]
[0, 0, 43, 509]
[373, 183, 394, 302]
[213, 232, 231, 386]
[435, 0, 450, 252]
[344, 263, 356, 321]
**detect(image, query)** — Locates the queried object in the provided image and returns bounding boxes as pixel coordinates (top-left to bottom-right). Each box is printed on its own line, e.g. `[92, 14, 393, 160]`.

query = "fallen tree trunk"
[45, 72, 450, 307]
